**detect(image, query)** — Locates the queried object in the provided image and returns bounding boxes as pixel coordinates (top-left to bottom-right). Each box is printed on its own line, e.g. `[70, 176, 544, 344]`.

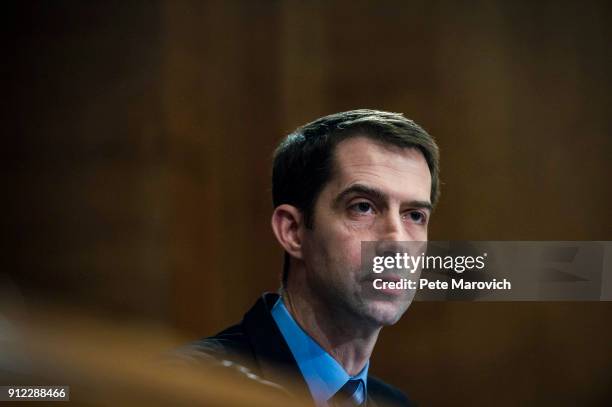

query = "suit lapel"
[366, 391, 380, 407]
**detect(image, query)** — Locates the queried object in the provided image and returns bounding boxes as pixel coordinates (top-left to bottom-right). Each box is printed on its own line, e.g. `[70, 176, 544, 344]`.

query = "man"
[176, 109, 440, 406]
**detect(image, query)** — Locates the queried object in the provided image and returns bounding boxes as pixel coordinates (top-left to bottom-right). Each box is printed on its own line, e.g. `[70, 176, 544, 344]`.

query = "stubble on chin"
[360, 290, 414, 326]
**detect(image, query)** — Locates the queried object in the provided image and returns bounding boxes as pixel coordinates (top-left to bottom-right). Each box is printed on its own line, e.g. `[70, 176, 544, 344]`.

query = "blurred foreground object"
[0, 301, 305, 407]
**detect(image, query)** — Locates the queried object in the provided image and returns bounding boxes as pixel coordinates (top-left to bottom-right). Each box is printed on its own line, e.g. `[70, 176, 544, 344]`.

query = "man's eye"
[405, 211, 427, 224]
[350, 202, 375, 215]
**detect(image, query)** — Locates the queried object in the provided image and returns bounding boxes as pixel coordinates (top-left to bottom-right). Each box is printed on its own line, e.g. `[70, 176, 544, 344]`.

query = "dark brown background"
[4, 1, 611, 405]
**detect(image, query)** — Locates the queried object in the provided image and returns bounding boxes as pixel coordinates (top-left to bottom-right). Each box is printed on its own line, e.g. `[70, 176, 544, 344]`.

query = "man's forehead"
[328, 136, 432, 200]
[334, 137, 428, 176]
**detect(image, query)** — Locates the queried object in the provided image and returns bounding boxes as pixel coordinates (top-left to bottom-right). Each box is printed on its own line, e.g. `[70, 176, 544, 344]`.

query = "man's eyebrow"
[333, 184, 389, 208]
[332, 184, 433, 211]
[408, 200, 433, 212]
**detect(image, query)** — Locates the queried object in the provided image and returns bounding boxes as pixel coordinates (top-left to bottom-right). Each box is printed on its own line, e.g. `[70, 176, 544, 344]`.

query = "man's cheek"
[342, 244, 364, 274]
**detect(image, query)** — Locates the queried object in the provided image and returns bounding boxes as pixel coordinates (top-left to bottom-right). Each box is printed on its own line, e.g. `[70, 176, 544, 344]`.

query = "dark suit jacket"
[175, 292, 415, 407]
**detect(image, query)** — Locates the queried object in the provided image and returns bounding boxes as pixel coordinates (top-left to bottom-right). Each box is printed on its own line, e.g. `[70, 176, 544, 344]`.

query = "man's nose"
[378, 211, 409, 242]
[375, 212, 424, 258]
[374, 213, 408, 258]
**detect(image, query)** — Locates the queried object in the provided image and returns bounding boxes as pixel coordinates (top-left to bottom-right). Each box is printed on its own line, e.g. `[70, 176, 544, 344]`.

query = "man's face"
[300, 136, 432, 326]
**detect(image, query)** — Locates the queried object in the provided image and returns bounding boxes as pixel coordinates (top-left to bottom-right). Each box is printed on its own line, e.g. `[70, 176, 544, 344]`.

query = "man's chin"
[362, 299, 412, 326]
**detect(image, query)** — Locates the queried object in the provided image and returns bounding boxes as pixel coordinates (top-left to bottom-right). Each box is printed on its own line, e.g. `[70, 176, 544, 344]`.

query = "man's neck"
[281, 286, 381, 376]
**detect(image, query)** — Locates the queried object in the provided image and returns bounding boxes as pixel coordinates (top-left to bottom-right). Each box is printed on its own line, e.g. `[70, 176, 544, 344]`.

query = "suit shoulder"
[368, 375, 416, 407]
[168, 323, 255, 367]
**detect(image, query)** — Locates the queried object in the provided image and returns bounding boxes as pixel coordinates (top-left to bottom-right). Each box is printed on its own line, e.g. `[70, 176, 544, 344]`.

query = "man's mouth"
[365, 273, 405, 283]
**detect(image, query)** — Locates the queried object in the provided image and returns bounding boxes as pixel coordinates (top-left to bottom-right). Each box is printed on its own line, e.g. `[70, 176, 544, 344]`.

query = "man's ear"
[271, 204, 305, 260]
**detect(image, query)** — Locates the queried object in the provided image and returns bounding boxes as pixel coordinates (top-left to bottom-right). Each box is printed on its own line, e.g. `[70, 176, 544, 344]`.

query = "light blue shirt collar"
[271, 296, 369, 406]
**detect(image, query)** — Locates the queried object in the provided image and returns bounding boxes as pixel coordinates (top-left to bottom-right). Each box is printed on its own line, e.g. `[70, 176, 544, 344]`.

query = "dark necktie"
[330, 379, 365, 406]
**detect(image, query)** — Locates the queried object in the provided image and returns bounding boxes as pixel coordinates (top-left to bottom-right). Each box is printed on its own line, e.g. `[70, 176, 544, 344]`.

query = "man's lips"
[364, 273, 404, 283]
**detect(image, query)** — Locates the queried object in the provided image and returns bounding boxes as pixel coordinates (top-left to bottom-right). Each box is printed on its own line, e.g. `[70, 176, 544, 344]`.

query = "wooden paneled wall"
[5, 1, 611, 405]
